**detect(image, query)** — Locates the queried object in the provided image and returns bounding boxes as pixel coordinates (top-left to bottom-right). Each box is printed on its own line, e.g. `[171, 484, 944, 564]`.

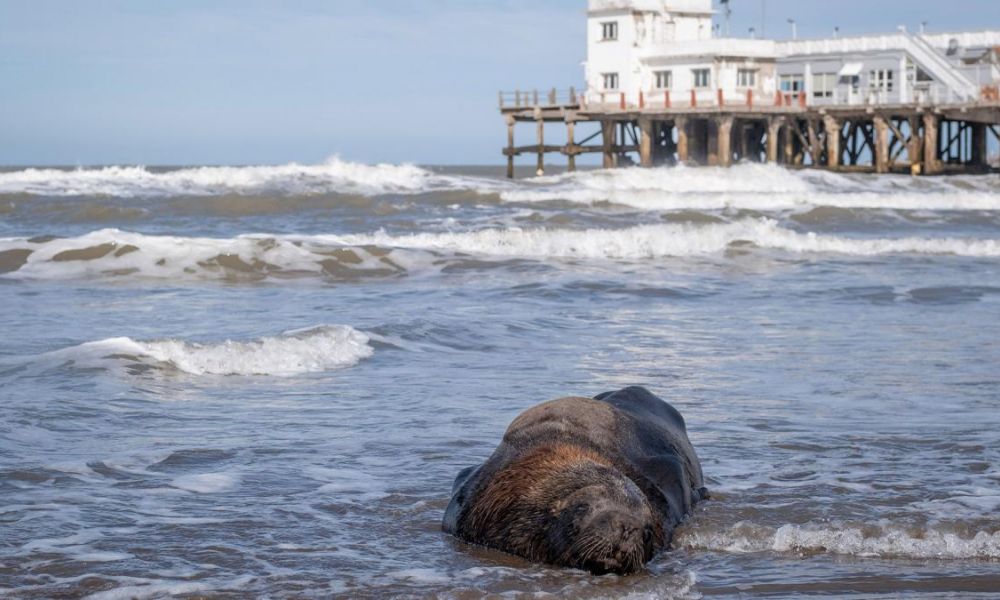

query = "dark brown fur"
[443, 387, 707, 575]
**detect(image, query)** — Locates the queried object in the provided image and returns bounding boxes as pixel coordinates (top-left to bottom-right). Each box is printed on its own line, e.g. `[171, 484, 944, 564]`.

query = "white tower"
[585, 0, 715, 100]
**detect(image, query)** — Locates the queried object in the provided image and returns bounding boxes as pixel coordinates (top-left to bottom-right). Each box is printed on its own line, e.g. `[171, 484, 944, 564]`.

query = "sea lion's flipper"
[442, 464, 482, 534]
[632, 454, 692, 524]
[451, 465, 478, 495]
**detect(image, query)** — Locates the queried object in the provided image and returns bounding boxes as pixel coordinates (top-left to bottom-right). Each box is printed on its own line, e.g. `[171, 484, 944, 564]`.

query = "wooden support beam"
[883, 117, 909, 168]
[847, 122, 859, 165]
[601, 120, 616, 169]
[874, 115, 890, 174]
[806, 119, 822, 166]
[505, 144, 567, 155]
[734, 121, 746, 161]
[907, 116, 923, 172]
[783, 119, 795, 165]
[676, 117, 689, 164]
[923, 114, 942, 175]
[972, 122, 988, 167]
[536, 117, 545, 175]
[717, 116, 734, 167]
[706, 119, 720, 166]
[767, 118, 782, 164]
[823, 115, 841, 168]
[505, 117, 515, 179]
[639, 117, 654, 167]
[566, 120, 577, 172]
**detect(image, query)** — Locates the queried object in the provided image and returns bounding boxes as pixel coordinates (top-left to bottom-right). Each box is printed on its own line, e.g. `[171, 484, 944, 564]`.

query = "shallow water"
[1, 160, 999, 598]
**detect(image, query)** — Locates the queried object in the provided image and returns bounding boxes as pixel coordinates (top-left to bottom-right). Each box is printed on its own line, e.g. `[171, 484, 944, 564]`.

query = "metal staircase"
[903, 31, 979, 101]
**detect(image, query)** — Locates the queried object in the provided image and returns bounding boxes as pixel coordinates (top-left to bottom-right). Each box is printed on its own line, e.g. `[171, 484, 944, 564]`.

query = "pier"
[501, 1, 1000, 177]
[500, 89, 1000, 176]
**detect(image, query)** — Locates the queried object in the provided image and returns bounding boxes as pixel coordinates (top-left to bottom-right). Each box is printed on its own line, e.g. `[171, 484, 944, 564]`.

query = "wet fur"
[443, 386, 707, 575]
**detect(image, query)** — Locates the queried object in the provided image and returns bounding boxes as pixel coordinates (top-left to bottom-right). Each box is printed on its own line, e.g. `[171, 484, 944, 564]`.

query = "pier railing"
[573, 85, 1000, 113]
[501, 83, 1000, 114]
[499, 88, 581, 109]
[581, 89, 810, 111]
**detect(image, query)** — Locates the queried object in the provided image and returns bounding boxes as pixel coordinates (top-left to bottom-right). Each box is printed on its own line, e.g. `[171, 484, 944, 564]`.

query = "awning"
[838, 62, 864, 77]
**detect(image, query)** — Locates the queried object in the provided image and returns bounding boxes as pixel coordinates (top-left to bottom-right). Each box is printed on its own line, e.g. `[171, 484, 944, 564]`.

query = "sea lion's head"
[546, 463, 661, 576]
[457, 444, 663, 576]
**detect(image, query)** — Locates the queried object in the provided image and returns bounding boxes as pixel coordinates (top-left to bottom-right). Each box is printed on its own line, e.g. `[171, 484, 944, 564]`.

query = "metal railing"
[498, 88, 581, 109]
[499, 83, 1000, 114]
[582, 88, 806, 110]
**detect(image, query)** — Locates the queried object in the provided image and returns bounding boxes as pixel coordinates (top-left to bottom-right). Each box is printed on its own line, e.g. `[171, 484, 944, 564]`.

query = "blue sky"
[1, 0, 998, 166]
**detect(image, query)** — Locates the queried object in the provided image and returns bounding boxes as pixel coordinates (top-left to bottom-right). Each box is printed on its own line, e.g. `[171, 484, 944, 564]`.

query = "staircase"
[903, 31, 979, 102]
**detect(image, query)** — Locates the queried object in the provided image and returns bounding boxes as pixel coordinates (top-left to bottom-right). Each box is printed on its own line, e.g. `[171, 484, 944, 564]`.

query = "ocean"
[1, 159, 999, 598]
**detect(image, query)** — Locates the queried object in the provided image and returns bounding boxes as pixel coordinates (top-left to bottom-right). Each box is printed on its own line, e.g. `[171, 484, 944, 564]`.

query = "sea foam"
[3, 222, 999, 282]
[504, 164, 1000, 211]
[321, 220, 1000, 259]
[676, 522, 1000, 560]
[3, 159, 999, 213]
[39, 325, 373, 376]
[0, 157, 448, 197]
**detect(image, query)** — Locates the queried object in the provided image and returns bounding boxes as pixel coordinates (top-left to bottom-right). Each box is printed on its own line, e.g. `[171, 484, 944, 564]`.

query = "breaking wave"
[3, 160, 1000, 214]
[37, 325, 373, 376]
[2, 222, 999, 281]
[502, 164, 1000, 211]
[676, 522, 1000, 561]
[0, 157, 473, 198]
[321, 220, 1000, 259]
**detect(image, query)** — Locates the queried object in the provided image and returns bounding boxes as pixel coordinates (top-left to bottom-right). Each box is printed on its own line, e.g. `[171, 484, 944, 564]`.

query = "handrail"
[499, 88, 582, 109]
[905, 32, 979, 101]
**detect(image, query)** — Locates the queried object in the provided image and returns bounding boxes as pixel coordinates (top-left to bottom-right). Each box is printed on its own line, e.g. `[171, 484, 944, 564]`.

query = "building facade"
[585, 0, 1000, 109]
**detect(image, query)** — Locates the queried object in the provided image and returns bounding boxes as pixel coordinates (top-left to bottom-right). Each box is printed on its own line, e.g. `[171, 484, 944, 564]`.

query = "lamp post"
[721, 0, 732, 37]
[787, 19, 797, 40]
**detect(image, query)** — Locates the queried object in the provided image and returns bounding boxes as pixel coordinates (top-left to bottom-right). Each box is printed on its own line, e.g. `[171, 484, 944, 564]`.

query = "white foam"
[171, 473, 240, 494]
[3, 222, 998, 284]
[83, 581, 211, 600]
[40, 325, 373, 376]
[0, 228, 422, 281]
[320, 219, 1000, 259]
[677, 522, 1000, 560]
[0, 157, 447, 197]
[304, 466, 389, 501]
[5, 159, 999, 212]
[505, 164, 1000, 211]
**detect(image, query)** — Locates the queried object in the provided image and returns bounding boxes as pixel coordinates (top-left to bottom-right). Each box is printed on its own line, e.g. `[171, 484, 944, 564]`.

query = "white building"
[585, 0, 1000, 108]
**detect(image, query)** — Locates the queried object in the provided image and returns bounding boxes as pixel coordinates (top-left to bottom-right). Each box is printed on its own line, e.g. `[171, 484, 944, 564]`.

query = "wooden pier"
[500, 88, 1000, 177]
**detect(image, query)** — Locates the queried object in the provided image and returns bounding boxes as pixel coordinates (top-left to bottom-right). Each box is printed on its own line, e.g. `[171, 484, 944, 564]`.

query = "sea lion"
[443, 386, 707, 575]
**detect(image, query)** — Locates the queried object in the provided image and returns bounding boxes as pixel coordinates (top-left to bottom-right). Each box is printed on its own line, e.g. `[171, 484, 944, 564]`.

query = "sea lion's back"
[594, 386, 707, 515]
[595, 386, 687, 433]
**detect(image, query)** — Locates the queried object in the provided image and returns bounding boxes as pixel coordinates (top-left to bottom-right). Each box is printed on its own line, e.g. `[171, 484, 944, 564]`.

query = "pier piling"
[498, 88, 998, 177]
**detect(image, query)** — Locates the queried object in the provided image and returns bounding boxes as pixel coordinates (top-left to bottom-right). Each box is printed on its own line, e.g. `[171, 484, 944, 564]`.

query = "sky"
[1, 0, 998, 166]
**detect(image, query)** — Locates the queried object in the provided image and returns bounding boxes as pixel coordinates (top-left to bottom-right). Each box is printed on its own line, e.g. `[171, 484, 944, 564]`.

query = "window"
[869, 69, 894, 92]
[602, 72, 619, 91]
[737, 69, 757, 88]
[654, 70, 672, 90]
[779, 74, 804, 92]
[812, 73, 836, 98]
[601, 21, 618, 41]
[692, 68, 711, 88]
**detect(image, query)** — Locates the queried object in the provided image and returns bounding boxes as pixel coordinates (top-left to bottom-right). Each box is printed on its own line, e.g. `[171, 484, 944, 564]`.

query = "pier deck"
[500, 89, 1000, 177]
